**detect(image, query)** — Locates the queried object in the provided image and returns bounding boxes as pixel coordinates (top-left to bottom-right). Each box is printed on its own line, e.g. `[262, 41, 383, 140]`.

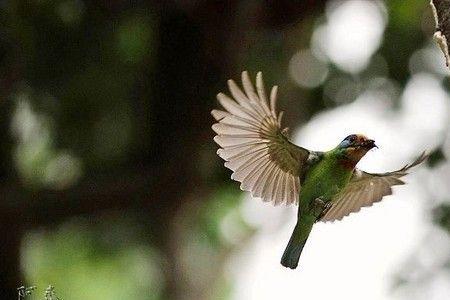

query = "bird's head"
[336, 134, 377, 164]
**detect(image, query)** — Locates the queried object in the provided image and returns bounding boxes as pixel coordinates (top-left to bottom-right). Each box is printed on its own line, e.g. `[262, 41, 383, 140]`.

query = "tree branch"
[431, 0, 450, 67]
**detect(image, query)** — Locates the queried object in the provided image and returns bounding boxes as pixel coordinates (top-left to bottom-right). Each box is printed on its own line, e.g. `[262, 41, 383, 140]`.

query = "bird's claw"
[310, 197, 332, 220]
[317, 202, 333, 221]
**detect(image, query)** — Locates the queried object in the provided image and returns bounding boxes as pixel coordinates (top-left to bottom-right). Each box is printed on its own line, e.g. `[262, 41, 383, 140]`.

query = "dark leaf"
[433, 202, 450, 233]
[427, 146, 446, 168]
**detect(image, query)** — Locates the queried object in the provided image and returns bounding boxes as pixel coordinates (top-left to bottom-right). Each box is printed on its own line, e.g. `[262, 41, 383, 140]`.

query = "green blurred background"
[0, 0, 449, 299]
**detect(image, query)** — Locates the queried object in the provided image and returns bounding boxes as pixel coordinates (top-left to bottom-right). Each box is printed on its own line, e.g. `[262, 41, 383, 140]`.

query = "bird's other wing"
[320, 152, 428, 222]
[212, 71, 317, 205]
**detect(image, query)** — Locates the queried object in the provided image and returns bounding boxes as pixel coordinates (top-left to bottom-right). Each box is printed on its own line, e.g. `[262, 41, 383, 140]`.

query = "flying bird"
[211, 71, 427, 269]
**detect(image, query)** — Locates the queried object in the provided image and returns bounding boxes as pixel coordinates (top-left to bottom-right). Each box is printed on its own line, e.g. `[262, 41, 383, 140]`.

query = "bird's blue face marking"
[338, 134, 357, 149]
[338, 134, 376, 150]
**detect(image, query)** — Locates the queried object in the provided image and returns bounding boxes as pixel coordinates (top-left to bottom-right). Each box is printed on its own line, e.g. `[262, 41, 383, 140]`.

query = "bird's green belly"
[298, 161, 352, 212]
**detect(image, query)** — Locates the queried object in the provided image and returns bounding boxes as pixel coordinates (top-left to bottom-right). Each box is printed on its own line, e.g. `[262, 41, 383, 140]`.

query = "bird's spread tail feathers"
[280, 222, 312, 269]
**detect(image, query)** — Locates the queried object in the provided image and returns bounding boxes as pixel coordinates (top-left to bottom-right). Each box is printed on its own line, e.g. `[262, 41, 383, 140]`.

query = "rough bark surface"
[431, 0, 450, 66]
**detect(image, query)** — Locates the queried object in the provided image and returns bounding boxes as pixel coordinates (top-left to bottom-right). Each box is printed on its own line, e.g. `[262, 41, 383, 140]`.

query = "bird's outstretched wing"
[320, 152, 427, 222]
[212, 71, 316, 205]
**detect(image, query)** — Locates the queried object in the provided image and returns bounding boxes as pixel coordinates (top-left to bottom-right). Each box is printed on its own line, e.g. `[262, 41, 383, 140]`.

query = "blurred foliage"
[4, 1, 157, 171]
[382, 0, 429, 84]
[434, 203, 450, 234]
[22, 214, 164, 300]
[427, 147, 446, 168]
[198, 188, 253, 248]
[171, 187, 254, 299]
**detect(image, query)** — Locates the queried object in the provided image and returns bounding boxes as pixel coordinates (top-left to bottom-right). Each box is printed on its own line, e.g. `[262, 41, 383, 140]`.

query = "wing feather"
[254, 163, 273, 199]
[214, 135, 261, 148]
[225, 147, 267, 171]
[320, 152, 427, 222]
[217, 93, 258, 122]
[280, 172, 289, 204]
[270, 86, 278, 117]
[212, 71, 316, 205]
[242, 158, 270, 190]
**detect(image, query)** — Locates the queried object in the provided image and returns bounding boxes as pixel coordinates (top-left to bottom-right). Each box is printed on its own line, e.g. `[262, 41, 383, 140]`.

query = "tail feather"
[280, 220, 313, 269]
[280, 234, 308, 269]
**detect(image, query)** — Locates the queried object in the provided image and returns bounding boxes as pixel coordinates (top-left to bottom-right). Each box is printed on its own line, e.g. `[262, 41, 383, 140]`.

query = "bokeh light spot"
[289, 49, 329, 88]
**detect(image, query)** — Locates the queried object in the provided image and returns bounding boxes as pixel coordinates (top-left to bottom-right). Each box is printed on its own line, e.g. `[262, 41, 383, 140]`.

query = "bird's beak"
[362, 139, 377, 149]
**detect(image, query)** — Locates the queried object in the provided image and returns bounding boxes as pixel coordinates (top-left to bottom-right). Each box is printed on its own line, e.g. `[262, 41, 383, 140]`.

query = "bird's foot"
[310, 197, 332, 219]
[317, 202, 333, 221]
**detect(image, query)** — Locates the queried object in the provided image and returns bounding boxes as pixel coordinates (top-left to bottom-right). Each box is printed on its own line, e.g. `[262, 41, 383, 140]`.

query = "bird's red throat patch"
[338, 148, 369, 170]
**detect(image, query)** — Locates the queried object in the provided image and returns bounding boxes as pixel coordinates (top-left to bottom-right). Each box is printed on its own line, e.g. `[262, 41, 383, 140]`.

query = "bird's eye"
[346, 135, 356, 142]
